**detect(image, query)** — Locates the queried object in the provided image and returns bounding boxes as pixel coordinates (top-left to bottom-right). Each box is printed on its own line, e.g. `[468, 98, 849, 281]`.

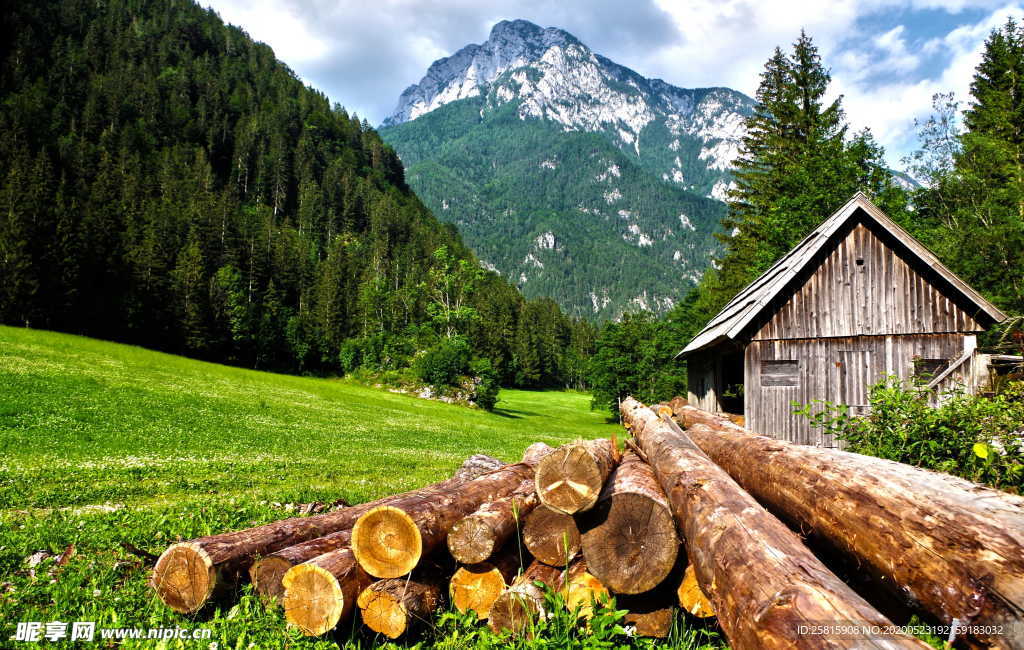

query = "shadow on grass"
[490, 408, 542, 419]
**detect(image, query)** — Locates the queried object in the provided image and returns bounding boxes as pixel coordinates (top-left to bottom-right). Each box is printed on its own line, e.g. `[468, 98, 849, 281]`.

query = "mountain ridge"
[380, 19, 754, 319]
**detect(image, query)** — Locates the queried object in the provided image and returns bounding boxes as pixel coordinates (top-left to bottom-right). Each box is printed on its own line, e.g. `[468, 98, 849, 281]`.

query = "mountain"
[380, 19, 755, 319]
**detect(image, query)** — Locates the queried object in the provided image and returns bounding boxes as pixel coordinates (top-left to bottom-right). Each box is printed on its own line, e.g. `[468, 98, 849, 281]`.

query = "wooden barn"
[679, 192, 1008, 447]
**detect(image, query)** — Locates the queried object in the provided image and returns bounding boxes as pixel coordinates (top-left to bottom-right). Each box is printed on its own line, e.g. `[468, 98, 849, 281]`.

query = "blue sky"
[201, 0, 1023, 169]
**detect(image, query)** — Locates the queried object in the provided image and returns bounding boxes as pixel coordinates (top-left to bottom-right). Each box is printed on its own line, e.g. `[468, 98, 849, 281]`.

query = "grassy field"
[0, 326, 723, 648]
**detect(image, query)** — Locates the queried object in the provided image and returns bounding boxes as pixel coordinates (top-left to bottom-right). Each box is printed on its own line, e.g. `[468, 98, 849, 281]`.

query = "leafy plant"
[796, 377, 1024, 491]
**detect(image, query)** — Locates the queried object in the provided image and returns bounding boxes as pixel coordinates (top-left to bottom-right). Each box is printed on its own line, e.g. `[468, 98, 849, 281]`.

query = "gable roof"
[678, 192, 1007, 357]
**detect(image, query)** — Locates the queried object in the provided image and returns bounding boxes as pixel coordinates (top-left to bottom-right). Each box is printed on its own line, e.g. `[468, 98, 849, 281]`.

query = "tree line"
[0, 0, 592, 404]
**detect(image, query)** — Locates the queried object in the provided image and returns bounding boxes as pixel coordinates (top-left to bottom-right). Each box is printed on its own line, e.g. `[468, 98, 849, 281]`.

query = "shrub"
[470, 357, 500, 411]
[415, 336, 472, 388]
[797, 377, 1024, 491]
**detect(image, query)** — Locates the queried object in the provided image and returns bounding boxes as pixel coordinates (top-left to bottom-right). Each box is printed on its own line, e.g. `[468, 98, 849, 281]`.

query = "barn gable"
[680, 192, 1005, 357]
[751, 220, 985, 341]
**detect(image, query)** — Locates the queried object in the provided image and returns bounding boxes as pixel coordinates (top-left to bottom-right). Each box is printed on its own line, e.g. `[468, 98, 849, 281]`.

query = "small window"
[913, 358, 949, 380]
[761, 359, 799, 387]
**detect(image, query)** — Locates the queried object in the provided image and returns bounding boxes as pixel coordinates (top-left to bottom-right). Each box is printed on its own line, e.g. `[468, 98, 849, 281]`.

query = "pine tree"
[909, 20, 1024, 315]
[957, 19, 1024, 309]
[698, 31, 906, 320]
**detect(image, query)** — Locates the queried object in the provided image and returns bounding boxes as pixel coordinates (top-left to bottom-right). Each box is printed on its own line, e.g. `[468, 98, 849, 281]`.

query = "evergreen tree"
[696, 31, 907, 323]
[912, 20, 1024, 313]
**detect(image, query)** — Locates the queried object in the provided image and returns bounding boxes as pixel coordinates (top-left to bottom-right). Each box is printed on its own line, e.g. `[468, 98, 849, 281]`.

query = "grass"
[0, 326, 723, 648]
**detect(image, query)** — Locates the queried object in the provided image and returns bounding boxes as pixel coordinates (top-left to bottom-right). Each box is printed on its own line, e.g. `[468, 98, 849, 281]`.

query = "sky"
[200, 0, 1024, 168]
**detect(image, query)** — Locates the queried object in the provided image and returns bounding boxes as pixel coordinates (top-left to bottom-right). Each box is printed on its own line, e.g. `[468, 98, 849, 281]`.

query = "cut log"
[357, 572, 445, 639]
[668, 403, 1024, 649]
[152, 454, 499, 613]
[447, 479, 538, 564]
[618, 562, 686, 638]
[561, 558, 608, 620]
[281, 547, 372, 636]
[678, 564, 714, 618]
[580, 450, 679, 594]
[250, 449, 535, 602]
[522, 504, 581, 566]
[534, 439, 617, 514]
[488, 560, 565, 637]
[352, 450, 544, 578]
[622, 397, 929, 650]
[449, 547, 523, 620]
[620, 588, 676, 638]
[250, 529, 351, 602]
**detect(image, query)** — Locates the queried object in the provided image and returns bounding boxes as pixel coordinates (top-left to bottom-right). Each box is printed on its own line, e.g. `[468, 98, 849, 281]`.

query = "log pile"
[151, 398, 1024, 649]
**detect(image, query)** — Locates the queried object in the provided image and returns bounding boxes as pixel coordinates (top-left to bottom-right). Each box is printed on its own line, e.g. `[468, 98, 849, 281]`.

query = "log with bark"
[449, 546, 523, 620]
[357, 571, 446, 639]
[561, 558, 608, 620]
[522, 504, 581, 566]
[281, 546, 372, 636]
[622, 397, 929, 650]
[488, 559, 565, 637]
[666, 402, 1024, 649]
[351, 445, 550, 579]
[580, 450, 679, 594]
[447, 479, 538, 564]
[250, 455, 534, 602]
[534, 439, 617, 514]
[250, 529, 352, 602]
[152, 455, 501, 613]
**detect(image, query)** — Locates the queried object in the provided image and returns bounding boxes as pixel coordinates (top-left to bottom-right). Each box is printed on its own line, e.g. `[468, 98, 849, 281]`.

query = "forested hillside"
[0, 0, 592, 394]
[382, 97, 726, 320]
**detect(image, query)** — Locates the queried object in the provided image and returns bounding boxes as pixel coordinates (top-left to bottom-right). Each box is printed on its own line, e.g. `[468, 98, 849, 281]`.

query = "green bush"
[797, 378, 1024, 491]
[416, 336, 473, 388]
[471, 357, 501, 411]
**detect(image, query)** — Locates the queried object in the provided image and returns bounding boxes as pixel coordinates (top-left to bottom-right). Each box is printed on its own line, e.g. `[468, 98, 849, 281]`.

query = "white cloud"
[205, 0, 329, 66]
[200, 0, 1023, 169]
[835, 4, 1024, 165]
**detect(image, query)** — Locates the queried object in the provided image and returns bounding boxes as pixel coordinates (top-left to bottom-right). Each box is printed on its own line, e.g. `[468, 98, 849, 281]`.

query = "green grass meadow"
[0, 326, 723, 648]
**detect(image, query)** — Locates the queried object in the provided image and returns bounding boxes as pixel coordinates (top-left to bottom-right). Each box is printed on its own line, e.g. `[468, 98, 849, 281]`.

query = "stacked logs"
[150, 398, 1024, 649]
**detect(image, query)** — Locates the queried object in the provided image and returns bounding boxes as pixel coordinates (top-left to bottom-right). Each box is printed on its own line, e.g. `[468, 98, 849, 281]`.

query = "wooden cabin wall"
[745, 333, 965, 447]
[753, 223, 983, 341]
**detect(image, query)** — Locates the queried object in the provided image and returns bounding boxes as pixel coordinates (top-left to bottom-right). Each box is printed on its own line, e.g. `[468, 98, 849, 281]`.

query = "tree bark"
[580, 450, 679, 594]
[447, 478, 538, 564]
[534, 438, 617, 514]
[488, 559, 565, 637]
[281, 547, 372, 636]
[352, 453, 542, 578]
[449, 546, 524, 620]
[357, 572, 445, 639]
[522, 504, 581, 566]
[622, 397, 928, 650]
[669, 403, 1024, 649]
[153, 454, 499, 613]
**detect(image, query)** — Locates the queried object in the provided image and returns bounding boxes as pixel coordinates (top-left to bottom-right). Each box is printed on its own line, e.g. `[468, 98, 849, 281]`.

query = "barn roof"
[678, 192, 1007, 357]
